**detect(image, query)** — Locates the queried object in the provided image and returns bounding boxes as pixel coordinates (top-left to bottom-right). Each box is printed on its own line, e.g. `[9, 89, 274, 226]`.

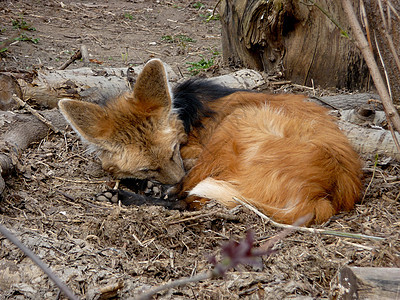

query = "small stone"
[111, 194, 119, 203]
[97, 195, 108, 202]
[103, 192, 113, 198]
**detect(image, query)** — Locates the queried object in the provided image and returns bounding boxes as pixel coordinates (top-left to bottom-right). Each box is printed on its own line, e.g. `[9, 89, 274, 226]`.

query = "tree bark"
[337, 267, 400, 299]
[220, 0, 370, 90]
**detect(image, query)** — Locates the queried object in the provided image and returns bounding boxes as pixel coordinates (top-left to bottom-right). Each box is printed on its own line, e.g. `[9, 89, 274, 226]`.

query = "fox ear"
[133, 59, 172, 110]
[59, 99, 112, 144]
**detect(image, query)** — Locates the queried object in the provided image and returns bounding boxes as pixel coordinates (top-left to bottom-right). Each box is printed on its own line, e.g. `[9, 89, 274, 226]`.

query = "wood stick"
[233, 197, 385, 241]
[59, 49, 82, 70]
[12, 94, 62, 134]
[80, 45, 90, 66]
[0, 224, 79, 300]
[136, 271, 212, 300]
[341, 0, 400, 138]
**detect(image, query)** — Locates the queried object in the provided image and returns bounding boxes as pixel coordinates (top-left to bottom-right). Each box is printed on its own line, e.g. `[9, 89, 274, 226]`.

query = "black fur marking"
[97, 189, 187, 210]
[172, 78, 240, 133]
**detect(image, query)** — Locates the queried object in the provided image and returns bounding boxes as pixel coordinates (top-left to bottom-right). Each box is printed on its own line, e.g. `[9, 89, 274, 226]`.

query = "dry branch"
[59, 49, 82, 70]
[0, 224, 79, 300]
[233, 197, 385, 241]
[11, 95, 62, 134]
[341, 0, 400, 139]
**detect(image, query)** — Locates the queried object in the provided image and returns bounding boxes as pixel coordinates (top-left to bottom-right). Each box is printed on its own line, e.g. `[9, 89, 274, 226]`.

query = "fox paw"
[96, 190, 120, 204]
[95, 189, 149, 206]
[95, 189, 187, 210]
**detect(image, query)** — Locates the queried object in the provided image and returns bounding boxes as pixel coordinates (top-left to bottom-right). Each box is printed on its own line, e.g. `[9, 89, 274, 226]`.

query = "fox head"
[59, 59, 187, 184]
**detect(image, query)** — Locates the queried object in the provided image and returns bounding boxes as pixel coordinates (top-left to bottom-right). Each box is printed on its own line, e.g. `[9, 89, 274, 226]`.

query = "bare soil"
[0, 1, 400, 299]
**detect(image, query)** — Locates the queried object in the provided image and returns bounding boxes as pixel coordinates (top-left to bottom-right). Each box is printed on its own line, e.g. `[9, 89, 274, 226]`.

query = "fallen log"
[338, 119, 400, 160]
[318, 93, 382, 110]
[17, 65, 177, 108]
[3, 66, 266, 109]
[0, 110, 67, 189]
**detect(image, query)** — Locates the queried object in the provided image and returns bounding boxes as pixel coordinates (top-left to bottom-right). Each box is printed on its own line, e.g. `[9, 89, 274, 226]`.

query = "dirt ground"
[0, 0, 400, 299]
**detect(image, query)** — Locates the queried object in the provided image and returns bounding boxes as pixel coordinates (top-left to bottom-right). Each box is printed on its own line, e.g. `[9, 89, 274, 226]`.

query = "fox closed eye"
[138, 167, 161, 173]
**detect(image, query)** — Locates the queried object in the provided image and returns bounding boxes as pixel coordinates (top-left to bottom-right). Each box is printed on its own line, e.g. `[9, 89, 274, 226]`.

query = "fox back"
[59, 59, 362, 225]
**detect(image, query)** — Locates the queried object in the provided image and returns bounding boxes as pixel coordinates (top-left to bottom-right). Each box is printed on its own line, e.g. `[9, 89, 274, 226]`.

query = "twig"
[59, 49, 82, 70]
[0, 33, 21, 51]
[233, 197, 385, 241]
[211, 0, 222, 19]
[308, 95, 340, 110]
[341, 0, 400, 138]
[144, 49, 163, 57]
[341, 240, 374, 251]
[0, 224, 79, 300]
[270, 80, 292, 86]
[12, 95, 63, 134]
[86, 281, 123, 299]
[291, 83, 314, 90]
[136, 271, 212, 300]
[359, 0, 373, 52]
[52, 176, 108, 184]
[167, 209, 223, 225]
[387, 0, 400, 21]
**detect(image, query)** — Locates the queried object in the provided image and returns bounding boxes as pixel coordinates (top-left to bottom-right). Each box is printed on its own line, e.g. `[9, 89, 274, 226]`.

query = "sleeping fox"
[59, 59, 362, 225]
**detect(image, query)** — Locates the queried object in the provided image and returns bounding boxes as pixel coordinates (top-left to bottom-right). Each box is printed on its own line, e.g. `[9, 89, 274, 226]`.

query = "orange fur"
[59, 59, 362, 225]
[181, 92, 361, 224]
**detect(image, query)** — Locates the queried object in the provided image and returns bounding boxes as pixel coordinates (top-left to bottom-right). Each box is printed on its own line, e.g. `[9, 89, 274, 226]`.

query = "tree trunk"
[221, 0, 370, 90]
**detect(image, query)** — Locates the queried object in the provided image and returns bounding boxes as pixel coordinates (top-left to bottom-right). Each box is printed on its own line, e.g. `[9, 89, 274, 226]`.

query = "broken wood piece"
[80, 45, 90, 66]
[0, 74, 23, 110]
[206, 69, 265, 89]
[0, 109, 67, 194]
[59, 45, 90, 70]
[338, 119, 400, 160]
[59, 49, 82, 70]
[337, 266, 400, 299]
[16, 64, 179, 108]
[319, 93, 382, 110]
